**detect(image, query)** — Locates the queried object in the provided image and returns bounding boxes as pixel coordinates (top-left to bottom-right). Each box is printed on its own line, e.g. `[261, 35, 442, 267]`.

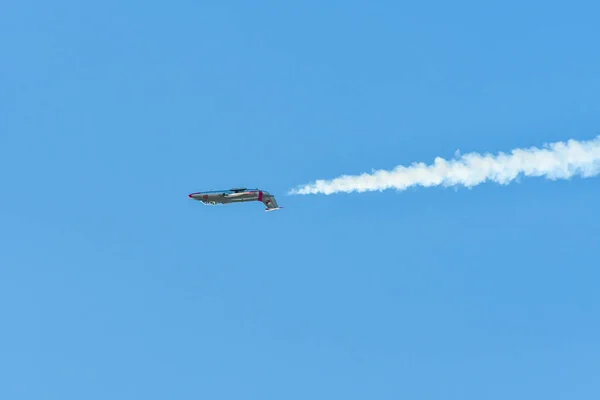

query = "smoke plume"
[289, 136, 600, 195]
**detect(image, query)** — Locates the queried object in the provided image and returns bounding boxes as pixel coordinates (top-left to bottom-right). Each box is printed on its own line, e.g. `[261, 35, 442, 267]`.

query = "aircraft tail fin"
[262, 195, 281, 211]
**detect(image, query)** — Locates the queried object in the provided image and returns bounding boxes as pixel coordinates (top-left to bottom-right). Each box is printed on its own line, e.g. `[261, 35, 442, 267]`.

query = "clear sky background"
[2, 1, 600, 399]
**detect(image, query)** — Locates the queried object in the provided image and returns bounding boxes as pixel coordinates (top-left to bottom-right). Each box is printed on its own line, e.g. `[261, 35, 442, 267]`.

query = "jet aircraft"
[188, 187, 282, 211]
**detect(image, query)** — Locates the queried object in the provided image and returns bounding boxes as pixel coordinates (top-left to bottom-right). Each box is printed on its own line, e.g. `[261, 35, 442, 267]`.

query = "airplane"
[188, 187, 283, 211]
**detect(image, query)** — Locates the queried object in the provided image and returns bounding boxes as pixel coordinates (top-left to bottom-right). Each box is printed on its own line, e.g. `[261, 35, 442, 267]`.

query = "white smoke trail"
[289, 136, 600, 195]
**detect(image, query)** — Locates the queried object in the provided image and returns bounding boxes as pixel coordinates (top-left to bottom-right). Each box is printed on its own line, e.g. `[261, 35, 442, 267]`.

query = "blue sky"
[2, 1, 600, 398]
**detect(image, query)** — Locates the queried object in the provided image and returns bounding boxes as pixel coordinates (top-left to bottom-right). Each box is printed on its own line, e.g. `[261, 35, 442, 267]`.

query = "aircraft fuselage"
[188, 188, 281, 211]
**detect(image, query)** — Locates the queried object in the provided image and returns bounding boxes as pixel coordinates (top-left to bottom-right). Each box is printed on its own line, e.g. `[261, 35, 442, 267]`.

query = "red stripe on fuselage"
[258, 191, 263, 201]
